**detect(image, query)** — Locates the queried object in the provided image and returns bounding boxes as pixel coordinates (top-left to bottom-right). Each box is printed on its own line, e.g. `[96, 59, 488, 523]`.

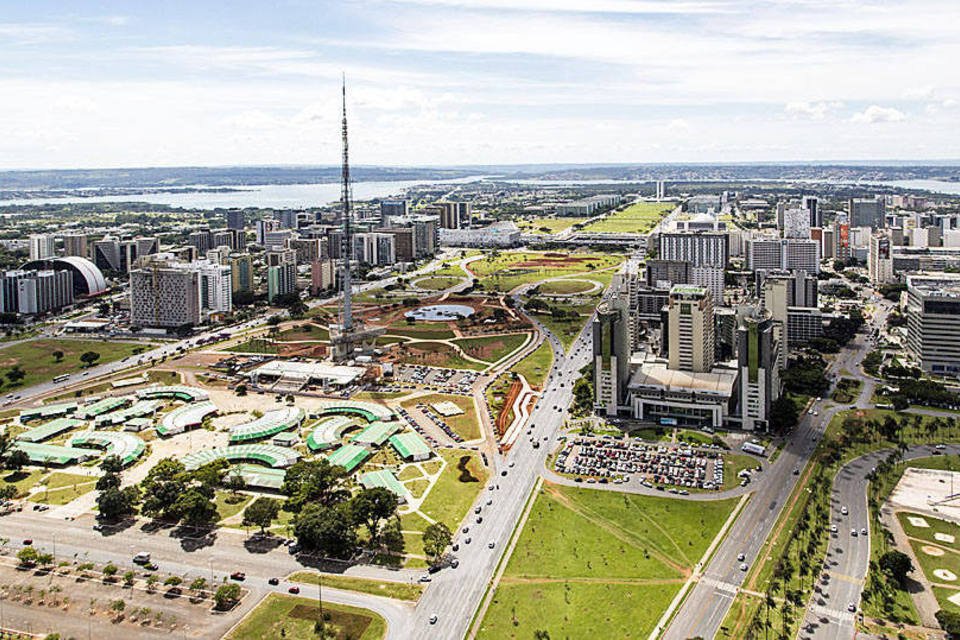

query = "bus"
[52, 374, 70, 383]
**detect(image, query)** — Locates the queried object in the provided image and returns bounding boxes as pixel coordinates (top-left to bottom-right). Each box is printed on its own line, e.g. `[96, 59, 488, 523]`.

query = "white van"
[133, 552, 151, 564]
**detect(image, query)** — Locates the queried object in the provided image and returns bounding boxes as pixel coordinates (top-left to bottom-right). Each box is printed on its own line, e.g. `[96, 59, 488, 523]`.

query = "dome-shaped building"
[20, 256, 108, 297]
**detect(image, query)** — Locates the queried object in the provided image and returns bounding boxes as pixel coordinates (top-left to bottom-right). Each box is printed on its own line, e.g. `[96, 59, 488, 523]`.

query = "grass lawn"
[468, 251, 625, 293]
[384, 323, 456, 340]
[35, 474, 97, 505]
[0, 338, 152, 390]
[414, 276, 464, 290]
[215, 491, 253, 522]
[933, 586, 960, 615]
[529, 298, 599, 351]
[477, 483, 738, 639]
[225, 338, 278, 354]
[517, 216, 588, 235]
[419, 448, 489, 531]
[1, 469, 45, 497]
[393, 341, 488, 371]
[405, 478, 430, 499]
[899, 511, 960, 550]
[353, 391, 408, 402]
[288, 571, 423, 601]
[402, 393, 481, 441]
[538, 279, 599, 295]
[397, 465, 424, 481]
[452, 333, 528, 365]
[276, 324, 330, 342]
[510, 339, 553, 389]
[226, 593, 386, 640]
[42, 472, 95, 490]
[909, 537, 960, 584]
[582, 201, 673, 234]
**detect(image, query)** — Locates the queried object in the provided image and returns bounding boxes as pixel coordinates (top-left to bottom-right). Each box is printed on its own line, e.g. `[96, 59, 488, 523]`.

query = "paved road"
[408, 304, 593, 639]
[800, 443, 960, 639]
[664, 322, 881, 638]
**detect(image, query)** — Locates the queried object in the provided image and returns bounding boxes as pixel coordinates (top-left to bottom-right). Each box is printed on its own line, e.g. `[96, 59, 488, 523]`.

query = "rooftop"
[628, 359, 737, 396]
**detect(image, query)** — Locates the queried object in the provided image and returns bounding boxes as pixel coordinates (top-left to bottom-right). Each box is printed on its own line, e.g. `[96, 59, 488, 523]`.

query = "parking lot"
[393, 365, 480, 394]
[555, 437, 727, 492]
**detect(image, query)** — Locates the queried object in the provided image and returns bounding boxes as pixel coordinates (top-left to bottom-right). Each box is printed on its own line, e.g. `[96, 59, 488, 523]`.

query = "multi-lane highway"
[408, 304, 593, 639]
[664, 300, 884, 639]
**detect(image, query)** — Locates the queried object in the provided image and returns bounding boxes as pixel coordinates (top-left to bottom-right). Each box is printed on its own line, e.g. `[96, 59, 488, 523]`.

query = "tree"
[242, 497, 280, 533]
[293, 503, 357, 558]
[189, 577, 207, 593]
[102, 563, 118, 579]
[225, 472, 247, 497]
[173, 486, 219, 526]
[51, 350, 64, 363]
[100, 455, 124, 474]
[97, 486, 139, 521]
[95, 472, 121, 492]
[0, 484, 16, 500]
[937, 609, 960, 637]
[769, 395, 800, 433]
[16, 546, 38, 566]
[879, 550, 914, 587]
[348, 487, 399, 545]
[4, 448, 29, 473]
[5, 366, 25, 385]
[235, 384, 248, 397]
[139, 458, 189, 519]
[79, 351, 101, 368]
[214, 583, 241, 609]
[422, 522, 452, 563]
[281, 459, 348, 513]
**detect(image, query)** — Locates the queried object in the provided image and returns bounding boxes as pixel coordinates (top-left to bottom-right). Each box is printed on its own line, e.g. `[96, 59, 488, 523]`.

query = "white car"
[841, 506, 848, 515]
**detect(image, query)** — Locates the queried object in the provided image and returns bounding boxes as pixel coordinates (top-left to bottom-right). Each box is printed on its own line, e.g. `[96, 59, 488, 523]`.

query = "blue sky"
[1, 0, 958, 169]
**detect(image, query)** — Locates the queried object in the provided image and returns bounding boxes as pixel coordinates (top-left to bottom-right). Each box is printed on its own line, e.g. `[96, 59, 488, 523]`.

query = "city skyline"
[2, 0, 959, 169]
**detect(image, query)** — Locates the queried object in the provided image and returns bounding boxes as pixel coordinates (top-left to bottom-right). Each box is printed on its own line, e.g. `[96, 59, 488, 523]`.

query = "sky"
[1, 0, 959, 170]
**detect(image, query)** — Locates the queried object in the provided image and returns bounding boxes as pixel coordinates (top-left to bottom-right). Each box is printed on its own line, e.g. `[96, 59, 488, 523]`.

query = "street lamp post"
[317, 573, 325, 639]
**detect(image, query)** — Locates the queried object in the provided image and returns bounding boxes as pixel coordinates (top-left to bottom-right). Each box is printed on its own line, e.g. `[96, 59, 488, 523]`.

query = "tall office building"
[456, 202, 472, 228]
[266, 249, 297, 303]
[905, 273, 960, 374]
[229, 253, 254, 294]
[28, 235, 56, 261]
[868, 231, 895, 284]
[592, 290, 631, 416]
[760, 270, 818, 308]
[762, 276, 789, 370]
[659, 232, 728, 268]
[737, 310, 781, 432]
[0, 269, 74, 315]
[129, 262, 202, 328]
[93, 236, 160, 273]
[311, 259, 337, 295]
[62, 234, 88, 258]
[801, 196, 821, 228]
[263, 229, 294, 251]
[656, 180, 666, 200]
[226, 210, 245, 231]
[256, 219, 280, 245]
[189, 229, 213, 254]
[438, 202, 460, 230]
[212, 229, 246, 252]
[748, 238, 820, 273]
[380, 200, 408, 225]
[354, 233, 396, 266]
[850, 197, 885, 229]
[834, 216, 851, 261]
[645, 259, 690, 289]
[666, 285, 715, 373]
[782, 239, 820, 273]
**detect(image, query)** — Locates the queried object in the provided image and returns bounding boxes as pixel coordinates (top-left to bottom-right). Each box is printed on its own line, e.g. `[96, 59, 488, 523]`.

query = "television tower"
[329, 77, 385, 361]
[339, 76, 354, 333]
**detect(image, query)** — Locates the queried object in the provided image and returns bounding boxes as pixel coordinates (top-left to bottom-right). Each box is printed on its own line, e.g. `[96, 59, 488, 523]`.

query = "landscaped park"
[581, 201, 674, 234]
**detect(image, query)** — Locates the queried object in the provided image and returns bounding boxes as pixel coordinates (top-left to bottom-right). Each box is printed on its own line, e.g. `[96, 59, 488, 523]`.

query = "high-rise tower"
[328, 78, 384, 361]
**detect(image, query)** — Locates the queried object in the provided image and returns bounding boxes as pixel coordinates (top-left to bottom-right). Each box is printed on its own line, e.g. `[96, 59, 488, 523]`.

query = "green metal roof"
[305, 415, 355, 452]
[13, 441, 94, 465]
[350, 421, 401, 447]
[17, 418, 86, 443]
[325, 443, 371, 472]
[388, 432, 432, 460]
[76, 397, 128, 419]
[358, 469, 408, 500]
[69, 431, 146, 466]
[19, 402, 78, 421]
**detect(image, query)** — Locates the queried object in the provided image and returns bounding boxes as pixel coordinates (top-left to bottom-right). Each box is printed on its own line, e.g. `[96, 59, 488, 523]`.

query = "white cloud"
[784, 101, 842, 120]
[850, 105, 906, 123]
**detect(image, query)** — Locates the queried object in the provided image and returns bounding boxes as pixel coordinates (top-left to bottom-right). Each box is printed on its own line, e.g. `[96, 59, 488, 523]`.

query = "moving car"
[288, 586, 300, 594]
[429, 614, 438, 625]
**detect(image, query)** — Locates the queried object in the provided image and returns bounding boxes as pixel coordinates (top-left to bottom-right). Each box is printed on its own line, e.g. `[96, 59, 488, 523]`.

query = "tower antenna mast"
[339, 74, 353, 332]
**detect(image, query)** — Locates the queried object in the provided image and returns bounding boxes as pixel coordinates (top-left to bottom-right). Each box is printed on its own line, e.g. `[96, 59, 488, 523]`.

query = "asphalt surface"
[407, 308, 593, 639]
[664, 311, 883, 639]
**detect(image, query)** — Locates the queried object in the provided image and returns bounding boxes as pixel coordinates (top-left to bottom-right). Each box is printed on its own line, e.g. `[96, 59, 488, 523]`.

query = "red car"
[288, 586, 300, 594]
[230, 571, 246, 581]
[22, 539, 32, 546]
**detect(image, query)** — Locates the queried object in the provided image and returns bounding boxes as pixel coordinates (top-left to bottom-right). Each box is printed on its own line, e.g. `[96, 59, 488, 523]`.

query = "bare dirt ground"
[0, 561, 259, 639]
